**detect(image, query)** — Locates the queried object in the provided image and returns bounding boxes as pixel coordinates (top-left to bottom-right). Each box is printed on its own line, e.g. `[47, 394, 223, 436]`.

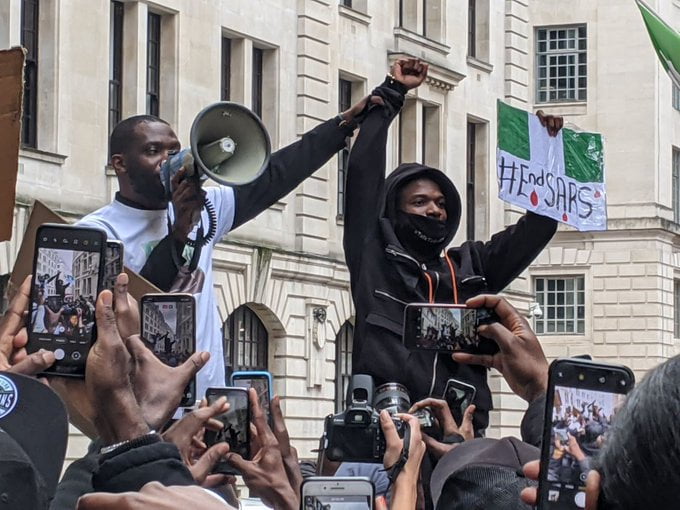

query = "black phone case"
[205, 388, 251, 475]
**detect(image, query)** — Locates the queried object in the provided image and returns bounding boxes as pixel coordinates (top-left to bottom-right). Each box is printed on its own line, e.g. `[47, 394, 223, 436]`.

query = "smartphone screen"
[27, 225, 106, 377]
[539, 360, 634, 510]
[443, 378, 476, 421]
[205, 387, 251, 473]
[103, 241, 124, 291]
[302, 478, 374, 510]
[231, 372, 272, 421]
[141, 294, 196, 406]
[403, 304, 498, 355]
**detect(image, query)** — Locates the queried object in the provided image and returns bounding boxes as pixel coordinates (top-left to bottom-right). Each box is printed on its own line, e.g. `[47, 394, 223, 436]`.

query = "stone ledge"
[467, 56, 494, 73]
[338, 4, 371, 26]
[19, 147, 68, 165]
[392, 27, 451, 56]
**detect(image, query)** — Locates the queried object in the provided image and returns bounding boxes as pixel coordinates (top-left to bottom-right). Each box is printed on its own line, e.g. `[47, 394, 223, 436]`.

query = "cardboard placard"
[0, 47, 25, 242]
[9, 200, 160, 300]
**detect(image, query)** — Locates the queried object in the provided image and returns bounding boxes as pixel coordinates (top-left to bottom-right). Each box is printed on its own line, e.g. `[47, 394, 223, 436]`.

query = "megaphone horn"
[190, 102, 271, 186]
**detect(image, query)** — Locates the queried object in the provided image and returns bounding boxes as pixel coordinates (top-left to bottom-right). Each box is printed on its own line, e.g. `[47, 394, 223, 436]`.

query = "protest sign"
[496, 100, 606, 231]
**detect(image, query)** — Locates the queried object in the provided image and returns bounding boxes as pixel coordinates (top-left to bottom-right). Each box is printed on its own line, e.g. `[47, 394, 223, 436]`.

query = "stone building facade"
[1, 0, 679, 462]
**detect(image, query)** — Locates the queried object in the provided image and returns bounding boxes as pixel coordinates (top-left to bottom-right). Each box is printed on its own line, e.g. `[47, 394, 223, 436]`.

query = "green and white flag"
[496, 101, 606, 231]
[636, 0, 680, 89]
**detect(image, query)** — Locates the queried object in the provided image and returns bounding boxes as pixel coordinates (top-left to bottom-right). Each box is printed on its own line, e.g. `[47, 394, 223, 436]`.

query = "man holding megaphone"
[78, 100, 365, 401]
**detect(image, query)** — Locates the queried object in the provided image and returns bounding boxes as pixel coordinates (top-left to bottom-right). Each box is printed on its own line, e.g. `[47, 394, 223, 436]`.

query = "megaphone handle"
[184, 195, 217, 249]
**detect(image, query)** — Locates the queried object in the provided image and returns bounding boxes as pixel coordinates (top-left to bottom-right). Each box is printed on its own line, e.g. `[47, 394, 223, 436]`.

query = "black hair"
[598, 355, 680, 509]
[109, 114, 169, 158]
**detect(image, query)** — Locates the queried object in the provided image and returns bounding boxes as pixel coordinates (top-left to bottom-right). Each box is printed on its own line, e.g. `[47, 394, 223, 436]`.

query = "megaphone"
[160, 101, 271, 194]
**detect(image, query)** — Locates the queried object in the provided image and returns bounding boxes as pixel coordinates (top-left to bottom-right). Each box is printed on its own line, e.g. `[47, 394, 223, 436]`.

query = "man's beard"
[129, 168, 166, 204]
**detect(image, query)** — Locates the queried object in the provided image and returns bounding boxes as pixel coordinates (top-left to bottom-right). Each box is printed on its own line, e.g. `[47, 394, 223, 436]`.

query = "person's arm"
[343, 59, 427, 276]
[231, 117, 356, 230]
[471, 211, 557, 293]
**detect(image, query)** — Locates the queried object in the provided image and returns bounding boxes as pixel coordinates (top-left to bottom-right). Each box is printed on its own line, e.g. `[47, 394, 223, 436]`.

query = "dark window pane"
[221, 37, 231, 101]
[252, 47, 264, 119]
[146, 12, 161, 116]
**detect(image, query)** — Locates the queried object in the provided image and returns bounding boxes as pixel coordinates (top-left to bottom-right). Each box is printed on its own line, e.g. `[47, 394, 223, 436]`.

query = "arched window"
[223, 305, 268, 380]
[334, 320, 354, 412]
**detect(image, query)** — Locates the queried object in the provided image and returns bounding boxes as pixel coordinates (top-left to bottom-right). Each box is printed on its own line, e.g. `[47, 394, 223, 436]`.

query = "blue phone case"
[229, 370, 273, 399]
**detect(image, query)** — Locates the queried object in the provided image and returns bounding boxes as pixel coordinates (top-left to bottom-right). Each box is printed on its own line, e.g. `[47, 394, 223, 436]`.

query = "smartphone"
[301, 477, 374, 510]
[204, 387, 251, 474]
[104, 240, 124, 291]
[403, 303, 499, 355]
[26, 224, 106, 377]
[537, 358, 635, 510]
[443, 378, 477, 418]
[140, 293, 196, 407]
[230, 370, 273, 422]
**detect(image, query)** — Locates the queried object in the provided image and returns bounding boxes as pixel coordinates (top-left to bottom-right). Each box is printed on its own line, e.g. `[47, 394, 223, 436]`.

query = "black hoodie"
[343, 79, 557, 433]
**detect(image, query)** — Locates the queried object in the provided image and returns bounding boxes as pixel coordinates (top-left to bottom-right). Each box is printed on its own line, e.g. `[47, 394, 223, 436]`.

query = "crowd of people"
[1, 58, 679, 510]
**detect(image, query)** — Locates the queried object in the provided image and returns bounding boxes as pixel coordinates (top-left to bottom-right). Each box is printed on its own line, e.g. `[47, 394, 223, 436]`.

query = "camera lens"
[599, 376, 606, 384]
[374, 383, 411, 415]
[557, 371, 563, 378]
[620, 380, 627, 386]
[578, 373, 585, 381]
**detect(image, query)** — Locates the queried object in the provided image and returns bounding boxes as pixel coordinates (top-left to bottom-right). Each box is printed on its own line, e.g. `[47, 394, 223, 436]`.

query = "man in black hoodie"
[343, 59, 559, 434]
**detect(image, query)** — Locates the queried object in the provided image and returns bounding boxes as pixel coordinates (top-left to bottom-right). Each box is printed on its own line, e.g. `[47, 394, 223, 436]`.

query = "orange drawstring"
[444, 252, 459, 304]
[423, 272, 435, 304]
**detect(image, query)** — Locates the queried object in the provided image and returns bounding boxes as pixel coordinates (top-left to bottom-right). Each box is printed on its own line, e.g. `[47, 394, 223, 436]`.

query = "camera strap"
[384, 422, 411, 490]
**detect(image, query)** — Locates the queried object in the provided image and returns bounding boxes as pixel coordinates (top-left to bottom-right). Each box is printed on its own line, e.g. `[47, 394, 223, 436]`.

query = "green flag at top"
[636, 0, 680, 89]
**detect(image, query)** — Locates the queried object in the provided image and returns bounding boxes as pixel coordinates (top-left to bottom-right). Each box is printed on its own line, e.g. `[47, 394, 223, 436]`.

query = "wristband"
[100, 430, 159, 456]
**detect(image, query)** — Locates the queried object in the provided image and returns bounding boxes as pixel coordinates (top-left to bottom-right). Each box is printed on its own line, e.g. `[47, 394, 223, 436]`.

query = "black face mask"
[394, 211, 448, 261]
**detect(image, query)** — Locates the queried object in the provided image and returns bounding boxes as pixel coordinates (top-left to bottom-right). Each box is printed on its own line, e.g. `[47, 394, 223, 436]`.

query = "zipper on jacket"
[385, 246, 427, 270]
[374, 290, 408, 306]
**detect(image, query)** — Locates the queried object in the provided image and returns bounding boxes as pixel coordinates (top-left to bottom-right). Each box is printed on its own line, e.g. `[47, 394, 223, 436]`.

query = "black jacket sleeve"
[93, 440, 195, 493]
[231, 117, 355, 230]
[474, 212, 557, 293]
[343, 79, 406, 281]
[521, 395, 546, 448]
[50, 441, 102, 510]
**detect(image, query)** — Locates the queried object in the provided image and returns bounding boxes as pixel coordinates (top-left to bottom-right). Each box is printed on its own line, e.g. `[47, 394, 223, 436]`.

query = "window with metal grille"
[466, 122, 476, 240]
[146, 12, 161, 116]
[109, 1, 124, 137]
[221, 37, 231, 101]
[223, 306, 269, 379]
[534, 276, 585, 334]
[674, 148, 680, 223]
[675, 280, 680, 338]
[468, 0, 476, 57]
[21, 0, 39, 147]
[337, 78, 353, 219]
[536, 25, 587, 103]
[252, 47, 264, 119]
[335, 321, 354, 413]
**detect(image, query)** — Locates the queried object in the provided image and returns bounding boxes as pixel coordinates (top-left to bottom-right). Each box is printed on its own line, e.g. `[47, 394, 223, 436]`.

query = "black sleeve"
[231, 117, 355, 230]
[521, 395, 546, 448]
[343, 79, 406, 282]
[93, 440, 195, 493]
[474, 212, 558, 293]
[139, 235, 186, 292]
[50, 445, 101, 510]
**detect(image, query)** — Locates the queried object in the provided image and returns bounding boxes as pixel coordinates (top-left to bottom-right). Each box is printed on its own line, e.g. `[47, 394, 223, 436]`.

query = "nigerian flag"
[636, 0, 680, 89]
[496, 101, 607, 231]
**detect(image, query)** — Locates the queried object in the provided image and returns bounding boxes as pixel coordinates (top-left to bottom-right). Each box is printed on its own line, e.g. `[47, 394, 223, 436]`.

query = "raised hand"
[391, 58, 429, 90]
[453, 294, 549, 403]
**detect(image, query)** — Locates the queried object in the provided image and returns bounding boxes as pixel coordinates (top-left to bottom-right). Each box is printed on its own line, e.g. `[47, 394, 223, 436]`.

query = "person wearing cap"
[343, 58, 562, 436]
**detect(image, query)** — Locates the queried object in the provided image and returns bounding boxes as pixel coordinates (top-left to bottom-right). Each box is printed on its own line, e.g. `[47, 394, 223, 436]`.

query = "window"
[674, 148, 680, 223]
[335, 321, 354, 412]
[221, 37, 232, 101]
[146, 12, 161, 116]
[536, 25, 587, 103]
[466, 122, 476, 240]
[109, 1, 124, 137]
[0, 275, 9, 314]
[675, 280, 680, 338]
[399, 100, 441, 167]
[422, 105, 440, 168]
[399, 0, 443, 41]
[252, 47, 264, 119]
[337, 78, 353, 219]
[534, 276, 585, 334]
[21, 0, 39, 148]
[468, 0, 476, 58]
[341, 0, 352, 6]
[674, 84, 680, 112]
[223, 306, 268, 379]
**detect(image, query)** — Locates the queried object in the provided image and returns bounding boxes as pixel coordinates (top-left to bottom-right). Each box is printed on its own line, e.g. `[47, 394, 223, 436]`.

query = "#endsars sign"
[496, 101, 607, 232]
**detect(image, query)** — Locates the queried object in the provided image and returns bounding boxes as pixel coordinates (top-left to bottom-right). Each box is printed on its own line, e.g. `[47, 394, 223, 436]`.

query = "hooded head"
[381, 163, 462, 261]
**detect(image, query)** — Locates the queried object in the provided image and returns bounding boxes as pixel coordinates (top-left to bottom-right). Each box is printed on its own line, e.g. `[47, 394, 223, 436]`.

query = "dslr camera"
[324, 375, 429, 462]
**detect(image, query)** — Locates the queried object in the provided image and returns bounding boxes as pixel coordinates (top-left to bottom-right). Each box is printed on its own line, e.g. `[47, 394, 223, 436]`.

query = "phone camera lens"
[578, 373, 585, 381]
[62, 238, 68, 244]
[557, 371, 563, 378]
[598, 376, 606, 384]
[620, 380, 627, 386]
[83, 240, 89, 245]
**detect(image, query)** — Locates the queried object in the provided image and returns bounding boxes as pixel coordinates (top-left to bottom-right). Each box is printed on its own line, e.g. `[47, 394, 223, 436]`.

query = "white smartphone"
[301, 477, 374, 510]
